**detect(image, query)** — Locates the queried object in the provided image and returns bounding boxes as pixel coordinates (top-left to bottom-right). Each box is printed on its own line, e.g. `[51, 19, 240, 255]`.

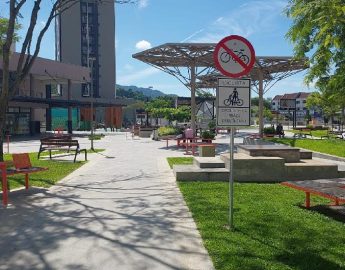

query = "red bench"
[1, 153, 48, 207]
[281, 179, 345, 208]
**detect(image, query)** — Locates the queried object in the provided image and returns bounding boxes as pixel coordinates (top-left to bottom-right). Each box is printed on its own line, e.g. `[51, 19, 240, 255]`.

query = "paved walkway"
[0, 134, 214, 270]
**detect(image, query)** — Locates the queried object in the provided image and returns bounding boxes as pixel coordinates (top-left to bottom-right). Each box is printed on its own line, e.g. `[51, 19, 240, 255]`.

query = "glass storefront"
[5, 107, 31, 135]
[51, 108, 80, 130]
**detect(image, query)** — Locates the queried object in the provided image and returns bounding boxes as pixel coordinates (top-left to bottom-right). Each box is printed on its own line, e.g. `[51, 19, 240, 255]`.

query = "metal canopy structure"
[133, 43, 308, 136]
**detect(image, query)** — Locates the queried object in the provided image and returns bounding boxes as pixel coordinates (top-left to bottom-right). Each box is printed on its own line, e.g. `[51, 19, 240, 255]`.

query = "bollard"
[6, 135, 10, 154]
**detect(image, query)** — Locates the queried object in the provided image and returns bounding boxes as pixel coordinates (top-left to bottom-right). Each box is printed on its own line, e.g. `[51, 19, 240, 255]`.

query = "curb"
[311, 151, 345, 163]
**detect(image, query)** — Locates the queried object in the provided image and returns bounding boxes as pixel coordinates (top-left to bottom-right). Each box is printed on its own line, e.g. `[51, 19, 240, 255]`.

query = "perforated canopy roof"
[133, 42, 309, 136]
[133, 43, 308, 92]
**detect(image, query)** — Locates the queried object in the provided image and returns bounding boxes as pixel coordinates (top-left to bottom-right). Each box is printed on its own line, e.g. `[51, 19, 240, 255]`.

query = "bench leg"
[37, 147, 42, 159]
[49, 150, 52, 160]
[74, 151, 78, 163]
[25, 174, 29, 190]
[305, 192, 311, 208]
[84, 150, 87, 161]
[185, 145, 188, 155]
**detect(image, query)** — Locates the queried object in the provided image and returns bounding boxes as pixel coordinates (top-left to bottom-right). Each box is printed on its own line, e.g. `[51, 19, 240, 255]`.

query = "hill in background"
[116, 84, 167, 99]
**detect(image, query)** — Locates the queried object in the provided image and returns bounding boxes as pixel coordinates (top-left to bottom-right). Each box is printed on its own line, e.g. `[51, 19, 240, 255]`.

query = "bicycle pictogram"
[224, 88, 243, 106]
[220, 49, 250, 65]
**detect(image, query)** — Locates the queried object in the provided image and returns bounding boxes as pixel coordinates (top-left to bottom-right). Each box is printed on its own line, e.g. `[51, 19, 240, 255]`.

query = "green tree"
[0, 17, 20, 55]
[196, 90, 214, 99]
[145, 97, 173, 112]
[264, 108, 274, 124]
[286, 0, 345, 87]
[306, 91, 339, 127]
[251, 97, 271, 109]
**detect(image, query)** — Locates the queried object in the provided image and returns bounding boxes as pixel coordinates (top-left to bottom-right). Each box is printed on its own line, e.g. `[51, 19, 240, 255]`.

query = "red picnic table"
[180, 141, 215, 156]
[281, 179, 345, 208]
[162, 136, 203, 148]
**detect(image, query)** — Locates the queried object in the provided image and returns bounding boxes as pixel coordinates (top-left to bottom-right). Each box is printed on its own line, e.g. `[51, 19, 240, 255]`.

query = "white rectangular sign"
[217, 78, 251, 127]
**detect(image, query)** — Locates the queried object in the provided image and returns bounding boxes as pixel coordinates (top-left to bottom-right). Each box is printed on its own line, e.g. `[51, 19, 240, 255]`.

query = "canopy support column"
[190, 65, 197, 136]
[258, 70, 264, 138]
[67, 79, 72, 134]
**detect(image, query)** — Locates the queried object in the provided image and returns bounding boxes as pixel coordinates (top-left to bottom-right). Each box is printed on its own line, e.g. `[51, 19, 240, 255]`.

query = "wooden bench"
[1, 153, 48, 206]
[38, 138, 87, 163]
[321, 130, 343, 139]
[293, 128, 312, 138]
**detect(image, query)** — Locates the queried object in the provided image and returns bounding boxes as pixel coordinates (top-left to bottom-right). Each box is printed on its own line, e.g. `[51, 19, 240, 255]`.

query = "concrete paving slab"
[0, 135, 214, 270]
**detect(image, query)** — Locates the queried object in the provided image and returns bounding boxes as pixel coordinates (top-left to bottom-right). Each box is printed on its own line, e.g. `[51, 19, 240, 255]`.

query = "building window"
[51, 84, 62, 97]
[296, 100, 300, 104]
[82, 83, 90, 97]
[303, 100, 306, 103]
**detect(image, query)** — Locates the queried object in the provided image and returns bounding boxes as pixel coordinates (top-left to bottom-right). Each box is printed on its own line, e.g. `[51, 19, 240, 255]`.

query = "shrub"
[263, 126, 276, 134]
[158, 126, 181, 136]
[201, 130, 216, 139]
[88, 134, 105, 140]
[208, 120, 216, 130]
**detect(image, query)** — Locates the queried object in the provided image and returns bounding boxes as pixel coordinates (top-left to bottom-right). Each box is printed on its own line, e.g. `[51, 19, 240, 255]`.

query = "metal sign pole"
[214, 35, 255, 231]
[229, 127, 235, 229]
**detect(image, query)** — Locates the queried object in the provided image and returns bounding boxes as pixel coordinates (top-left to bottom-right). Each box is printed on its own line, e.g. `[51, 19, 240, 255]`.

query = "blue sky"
[0, 0, 314, 98]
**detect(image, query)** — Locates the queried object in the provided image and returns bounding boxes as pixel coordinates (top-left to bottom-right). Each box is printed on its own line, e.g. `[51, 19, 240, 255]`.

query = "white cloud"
[135, 40, 152, 51]
[138, 0, 148, 9]
[183, 0, 286, 43]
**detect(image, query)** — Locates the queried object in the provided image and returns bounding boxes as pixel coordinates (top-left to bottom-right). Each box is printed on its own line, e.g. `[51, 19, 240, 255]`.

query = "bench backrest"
[12, 153, 32, 169]
[41, 139, 79, 147]
[41, 135, 72, 141]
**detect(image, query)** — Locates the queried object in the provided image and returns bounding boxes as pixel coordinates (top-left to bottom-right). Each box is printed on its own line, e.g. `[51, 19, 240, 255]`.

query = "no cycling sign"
[213, 35, 255, 78]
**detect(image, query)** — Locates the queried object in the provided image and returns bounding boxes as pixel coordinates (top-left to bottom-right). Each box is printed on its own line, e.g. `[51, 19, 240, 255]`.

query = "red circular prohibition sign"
[213, 35, 256, 78]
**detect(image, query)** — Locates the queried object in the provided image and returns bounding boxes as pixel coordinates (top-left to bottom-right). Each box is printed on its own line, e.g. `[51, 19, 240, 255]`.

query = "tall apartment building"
[56, 0, 122, 128]
[57, 0, 115, 99]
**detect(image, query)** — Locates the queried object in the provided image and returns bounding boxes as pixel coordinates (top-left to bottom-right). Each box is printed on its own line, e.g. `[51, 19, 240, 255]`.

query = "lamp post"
[89, 57, 96, 151]
[86, 1, 96, 151]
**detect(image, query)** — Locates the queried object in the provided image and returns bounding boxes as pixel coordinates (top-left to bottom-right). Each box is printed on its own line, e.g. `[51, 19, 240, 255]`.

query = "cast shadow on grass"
[307, 205, 345, 223]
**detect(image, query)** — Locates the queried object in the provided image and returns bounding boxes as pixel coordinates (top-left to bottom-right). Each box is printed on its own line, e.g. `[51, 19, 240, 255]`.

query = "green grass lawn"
[179, 182, 345, 270]
[40, 148, 105, 157]
[88, 134, 105, 140]
[1, 152, 86, 191]
[289, 129, 329, 138]
[268, 138, 345, 158]
[169, 157, 345, 270]
[167, 157, 193, 168]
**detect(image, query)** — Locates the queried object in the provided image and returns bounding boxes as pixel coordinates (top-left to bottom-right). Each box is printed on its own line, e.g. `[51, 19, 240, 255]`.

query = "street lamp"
[89, 57, 96, 151]
[85, 1, 96, 151]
